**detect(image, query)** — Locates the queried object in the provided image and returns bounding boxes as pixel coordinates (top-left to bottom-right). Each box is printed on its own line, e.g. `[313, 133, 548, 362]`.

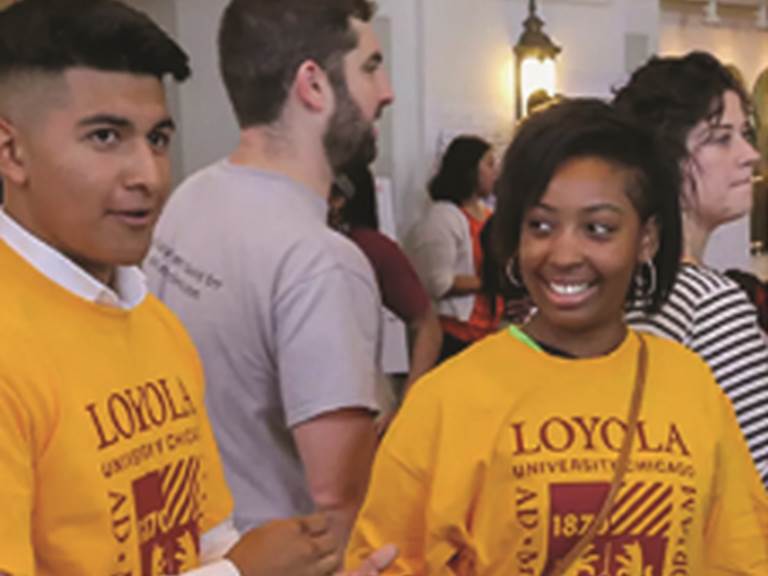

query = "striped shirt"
[627, 264, 768, 487]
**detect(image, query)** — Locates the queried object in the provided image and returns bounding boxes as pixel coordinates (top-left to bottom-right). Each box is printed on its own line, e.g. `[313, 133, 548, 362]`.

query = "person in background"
[525, 89, 562, 116]
[614, 51, 768, 487]
[406, 135, 502, 362]
[0, 1, 395, 575]
[329, 162, 442, 400]
[723, 268, 768, 332]
[346, 98, 768, 575]
[147, 0, 393, 549]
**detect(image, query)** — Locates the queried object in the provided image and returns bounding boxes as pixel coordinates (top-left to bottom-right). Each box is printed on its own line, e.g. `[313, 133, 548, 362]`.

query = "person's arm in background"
[293, 409, 379, 543]
[275, 240, 382, 544]
[446, 274, 482, 296]
[182, 323, 380, 576]
[404, 307, 442, 391]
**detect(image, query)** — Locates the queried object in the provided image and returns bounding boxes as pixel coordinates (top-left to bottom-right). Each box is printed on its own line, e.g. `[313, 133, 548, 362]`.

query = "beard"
[323, 79, 378, 174]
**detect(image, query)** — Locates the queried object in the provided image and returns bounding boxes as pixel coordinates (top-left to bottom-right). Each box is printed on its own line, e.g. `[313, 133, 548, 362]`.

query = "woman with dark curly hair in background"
[614, 51, 768, 487]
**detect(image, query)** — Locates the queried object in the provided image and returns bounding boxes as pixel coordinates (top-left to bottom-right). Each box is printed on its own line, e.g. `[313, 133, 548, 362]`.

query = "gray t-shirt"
[146, 161, 382, 531]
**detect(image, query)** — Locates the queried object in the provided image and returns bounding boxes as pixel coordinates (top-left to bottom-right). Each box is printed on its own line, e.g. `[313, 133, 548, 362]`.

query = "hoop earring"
[634, 259, 657, 299]
[505, 257, 524, 289]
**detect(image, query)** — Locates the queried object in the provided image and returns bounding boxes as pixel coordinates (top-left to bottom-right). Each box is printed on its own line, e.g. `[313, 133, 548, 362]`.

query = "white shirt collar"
[0, 208, 147, 309]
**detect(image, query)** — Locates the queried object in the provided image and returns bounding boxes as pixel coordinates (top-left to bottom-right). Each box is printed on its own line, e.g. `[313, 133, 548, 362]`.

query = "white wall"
[395, 0, 516, 236]
[371, 1, 426, 235]
[173, 0, 238, 179]
[540, 0, 659, 98]
[392, 0, 659, 236]
[660, 4, 768, 89]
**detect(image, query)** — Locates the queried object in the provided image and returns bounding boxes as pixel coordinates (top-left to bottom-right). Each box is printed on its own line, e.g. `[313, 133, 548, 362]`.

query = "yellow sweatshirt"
[0, 240, 232, 575]
[346, 329, 768, 575]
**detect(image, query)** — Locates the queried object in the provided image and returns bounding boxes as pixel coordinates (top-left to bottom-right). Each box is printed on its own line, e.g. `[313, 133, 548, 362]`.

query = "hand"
[226, 514, 341, 576]
[339, 544, 398, 576]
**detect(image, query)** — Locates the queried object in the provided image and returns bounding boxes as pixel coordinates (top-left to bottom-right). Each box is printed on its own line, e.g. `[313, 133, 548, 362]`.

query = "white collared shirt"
[0, 208, 147, 309]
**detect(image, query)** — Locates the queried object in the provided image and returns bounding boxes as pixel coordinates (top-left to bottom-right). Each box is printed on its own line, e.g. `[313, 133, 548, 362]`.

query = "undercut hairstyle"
[0, 0, 190, 82]
[219, 0, 376, 128]
[428, 135, 491, 205]
[493, 98, 683, 314]
[612, 51, 751, 170]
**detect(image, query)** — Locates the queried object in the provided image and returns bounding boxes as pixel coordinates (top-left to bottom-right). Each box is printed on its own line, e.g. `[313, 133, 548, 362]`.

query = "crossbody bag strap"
[549, 333, 649, 576]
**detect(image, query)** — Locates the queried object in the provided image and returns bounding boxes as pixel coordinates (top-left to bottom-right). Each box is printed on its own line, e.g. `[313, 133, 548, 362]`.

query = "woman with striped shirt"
[615, 51, 768, 487]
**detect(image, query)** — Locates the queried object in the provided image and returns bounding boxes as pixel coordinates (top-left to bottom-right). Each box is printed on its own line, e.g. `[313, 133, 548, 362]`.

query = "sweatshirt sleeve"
[703, 394, 768, 573]
[345, 380, 466, 575]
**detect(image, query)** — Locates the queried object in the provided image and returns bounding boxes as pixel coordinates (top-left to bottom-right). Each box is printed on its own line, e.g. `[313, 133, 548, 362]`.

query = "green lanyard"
[507, 325, 543, 352]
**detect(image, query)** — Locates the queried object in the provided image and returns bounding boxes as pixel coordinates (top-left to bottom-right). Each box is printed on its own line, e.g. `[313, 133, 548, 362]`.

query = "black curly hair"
[613, 51, 751, 173]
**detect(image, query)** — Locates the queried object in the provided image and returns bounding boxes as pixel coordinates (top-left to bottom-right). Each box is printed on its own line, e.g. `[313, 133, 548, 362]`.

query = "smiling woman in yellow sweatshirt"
[345, 99, 768, 576]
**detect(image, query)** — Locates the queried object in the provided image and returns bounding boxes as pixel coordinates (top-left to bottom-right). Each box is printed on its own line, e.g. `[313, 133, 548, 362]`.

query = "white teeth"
[550, 282, 589, 295]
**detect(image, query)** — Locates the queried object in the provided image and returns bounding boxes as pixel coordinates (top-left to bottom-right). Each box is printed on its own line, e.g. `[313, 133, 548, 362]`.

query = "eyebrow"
[77, 114, 132, 129]
[153, 118, 176, 132]
[583, 204, 624, 215]
[532, 202, 624, 215]
[77, 114, 176, 132]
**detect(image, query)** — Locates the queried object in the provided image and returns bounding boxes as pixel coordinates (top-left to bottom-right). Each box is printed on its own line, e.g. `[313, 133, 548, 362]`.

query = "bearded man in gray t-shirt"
[147, 0, 393, 548]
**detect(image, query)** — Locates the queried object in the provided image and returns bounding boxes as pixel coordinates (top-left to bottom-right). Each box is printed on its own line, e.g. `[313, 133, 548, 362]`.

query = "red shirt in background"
[348, 227, 431, 322]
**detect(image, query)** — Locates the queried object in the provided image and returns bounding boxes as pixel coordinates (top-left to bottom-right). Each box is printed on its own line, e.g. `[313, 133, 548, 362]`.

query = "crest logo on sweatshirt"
[133, 456, 203, 575]
[543, 481, 672, 575]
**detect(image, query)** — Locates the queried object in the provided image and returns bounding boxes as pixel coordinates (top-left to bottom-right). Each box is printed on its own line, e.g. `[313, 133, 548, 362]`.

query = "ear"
[638, 216, 660, 264]
[294, 60, 332, 114]
[679, 158, 697, 212]
[0, 116, 28, 186]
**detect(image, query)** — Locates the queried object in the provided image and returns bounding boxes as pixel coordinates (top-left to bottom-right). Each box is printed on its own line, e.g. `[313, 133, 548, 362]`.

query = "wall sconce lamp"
[514, 0, 561, 119]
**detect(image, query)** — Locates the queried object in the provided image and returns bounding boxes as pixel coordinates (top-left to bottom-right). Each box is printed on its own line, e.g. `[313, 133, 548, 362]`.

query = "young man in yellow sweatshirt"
[0, 1, 392, 575]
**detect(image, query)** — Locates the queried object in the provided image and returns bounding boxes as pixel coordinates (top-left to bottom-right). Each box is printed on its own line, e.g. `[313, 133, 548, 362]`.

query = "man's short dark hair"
[493, 99, 683, 314]
[219, 0, 375, 128]
[0, 0, 190, 82]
